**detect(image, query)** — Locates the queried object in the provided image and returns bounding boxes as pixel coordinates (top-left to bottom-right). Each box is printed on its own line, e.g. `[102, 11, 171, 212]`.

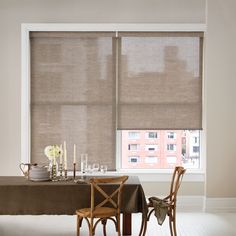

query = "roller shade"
[117, 32, 203, 130]
[30, 32, 116, 170]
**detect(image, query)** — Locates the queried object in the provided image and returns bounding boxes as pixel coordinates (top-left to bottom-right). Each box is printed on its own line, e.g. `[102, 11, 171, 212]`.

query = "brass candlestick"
[73, 163, 76, 180]
[59, 163, 63, 179]
[51, 164, 57, 181]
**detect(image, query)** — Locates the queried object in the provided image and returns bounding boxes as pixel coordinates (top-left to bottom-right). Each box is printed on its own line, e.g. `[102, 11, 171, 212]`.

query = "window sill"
[116, 169, 205, 182]
[72, 169, 205, 182]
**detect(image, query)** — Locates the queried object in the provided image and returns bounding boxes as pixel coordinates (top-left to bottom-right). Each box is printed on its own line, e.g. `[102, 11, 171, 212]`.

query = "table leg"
[122, 213, 132, 235]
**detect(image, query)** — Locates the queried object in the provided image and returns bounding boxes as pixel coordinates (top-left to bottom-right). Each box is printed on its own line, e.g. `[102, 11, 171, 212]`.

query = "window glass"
[121, 130, 200, 169]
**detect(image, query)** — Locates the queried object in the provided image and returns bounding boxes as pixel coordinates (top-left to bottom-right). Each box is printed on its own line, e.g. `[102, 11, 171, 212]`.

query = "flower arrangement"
[44, 145, 62, 161]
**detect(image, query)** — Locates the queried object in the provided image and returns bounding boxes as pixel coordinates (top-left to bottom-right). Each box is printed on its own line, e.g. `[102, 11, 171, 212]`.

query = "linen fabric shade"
[30, 32, 116, 169]
[117, 31, 203, 130]
[30, 31, 203, 168]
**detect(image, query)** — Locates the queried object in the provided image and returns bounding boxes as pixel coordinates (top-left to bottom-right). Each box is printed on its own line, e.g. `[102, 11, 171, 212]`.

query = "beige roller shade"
[30, 32, 116, 170]
[118, 32, 203, 130]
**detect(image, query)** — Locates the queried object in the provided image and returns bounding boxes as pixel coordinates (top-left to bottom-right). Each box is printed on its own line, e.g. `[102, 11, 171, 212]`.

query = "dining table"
[0, 175, 147, 235]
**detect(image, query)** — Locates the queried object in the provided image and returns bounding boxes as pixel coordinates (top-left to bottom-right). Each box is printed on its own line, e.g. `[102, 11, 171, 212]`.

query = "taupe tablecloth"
[0, 176, 147, 215]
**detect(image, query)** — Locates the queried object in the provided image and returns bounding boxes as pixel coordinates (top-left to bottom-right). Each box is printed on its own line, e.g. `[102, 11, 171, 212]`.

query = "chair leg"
[77, 216, 82, 236]
[101, 219, 107, 236]
[140, 208, 154, 236]
[139, 215, 147, 236]
[173, 210, 177, 236]
[168, 217, 173, 236]
[143, 217, 148, 236]
[117, 214, 121, 236]
[173, 219, 177, 236]
[90, 217, 94, 236]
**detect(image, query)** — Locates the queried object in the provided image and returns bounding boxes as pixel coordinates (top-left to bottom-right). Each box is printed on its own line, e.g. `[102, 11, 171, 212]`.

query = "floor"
[0, 212, 236, 236]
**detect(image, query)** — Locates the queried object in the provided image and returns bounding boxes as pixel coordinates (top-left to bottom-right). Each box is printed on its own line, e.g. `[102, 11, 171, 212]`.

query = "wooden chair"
[76, 176, 128, 236]
[140, 166, 186, 236]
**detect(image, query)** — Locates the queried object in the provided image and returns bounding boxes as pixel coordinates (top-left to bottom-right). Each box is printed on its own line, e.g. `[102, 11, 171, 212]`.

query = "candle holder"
[73, 163, 76, 180]
[51, 164, 57, 181]
[64, 169, 68, 179]
[59, 163, 63, 180]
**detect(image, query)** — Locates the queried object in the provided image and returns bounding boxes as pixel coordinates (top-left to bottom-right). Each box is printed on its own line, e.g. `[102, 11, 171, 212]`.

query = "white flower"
[44, 145, 62, 160]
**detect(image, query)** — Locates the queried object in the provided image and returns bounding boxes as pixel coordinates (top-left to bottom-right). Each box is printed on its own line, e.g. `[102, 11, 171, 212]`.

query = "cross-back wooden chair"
[139, 166, 186, 236]
[76, 176, 128, 236]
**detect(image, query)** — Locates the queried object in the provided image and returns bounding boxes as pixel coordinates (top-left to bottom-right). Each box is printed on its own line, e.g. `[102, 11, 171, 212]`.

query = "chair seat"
[76, 207, 117, 218]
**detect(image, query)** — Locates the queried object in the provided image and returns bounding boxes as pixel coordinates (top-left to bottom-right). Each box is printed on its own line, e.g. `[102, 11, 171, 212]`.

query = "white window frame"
[21, 23, 206, 182]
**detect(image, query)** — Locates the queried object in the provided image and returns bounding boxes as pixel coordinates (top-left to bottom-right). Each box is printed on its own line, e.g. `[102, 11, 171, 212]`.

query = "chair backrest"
[169, 166, 186, 205]
[89, 176, 129, 213]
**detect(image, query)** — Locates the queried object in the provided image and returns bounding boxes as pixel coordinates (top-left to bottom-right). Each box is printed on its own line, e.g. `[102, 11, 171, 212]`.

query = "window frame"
[21, 23, 206, 182]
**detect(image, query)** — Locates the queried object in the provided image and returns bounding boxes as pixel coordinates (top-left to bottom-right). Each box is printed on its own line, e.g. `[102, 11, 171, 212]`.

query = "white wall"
[206, 0, 236, 197]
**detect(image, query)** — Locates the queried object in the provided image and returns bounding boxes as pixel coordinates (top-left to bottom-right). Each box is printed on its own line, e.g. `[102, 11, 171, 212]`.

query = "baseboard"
[205, 197, 236, 213]
[177, 196, 205, 212]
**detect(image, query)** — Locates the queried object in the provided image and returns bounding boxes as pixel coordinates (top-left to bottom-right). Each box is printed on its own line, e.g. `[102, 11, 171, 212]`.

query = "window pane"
[121, 130, 200, 169]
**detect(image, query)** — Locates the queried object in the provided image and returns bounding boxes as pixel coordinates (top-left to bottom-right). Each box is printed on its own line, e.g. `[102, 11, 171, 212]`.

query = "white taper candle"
[73, 144, 76, 164]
